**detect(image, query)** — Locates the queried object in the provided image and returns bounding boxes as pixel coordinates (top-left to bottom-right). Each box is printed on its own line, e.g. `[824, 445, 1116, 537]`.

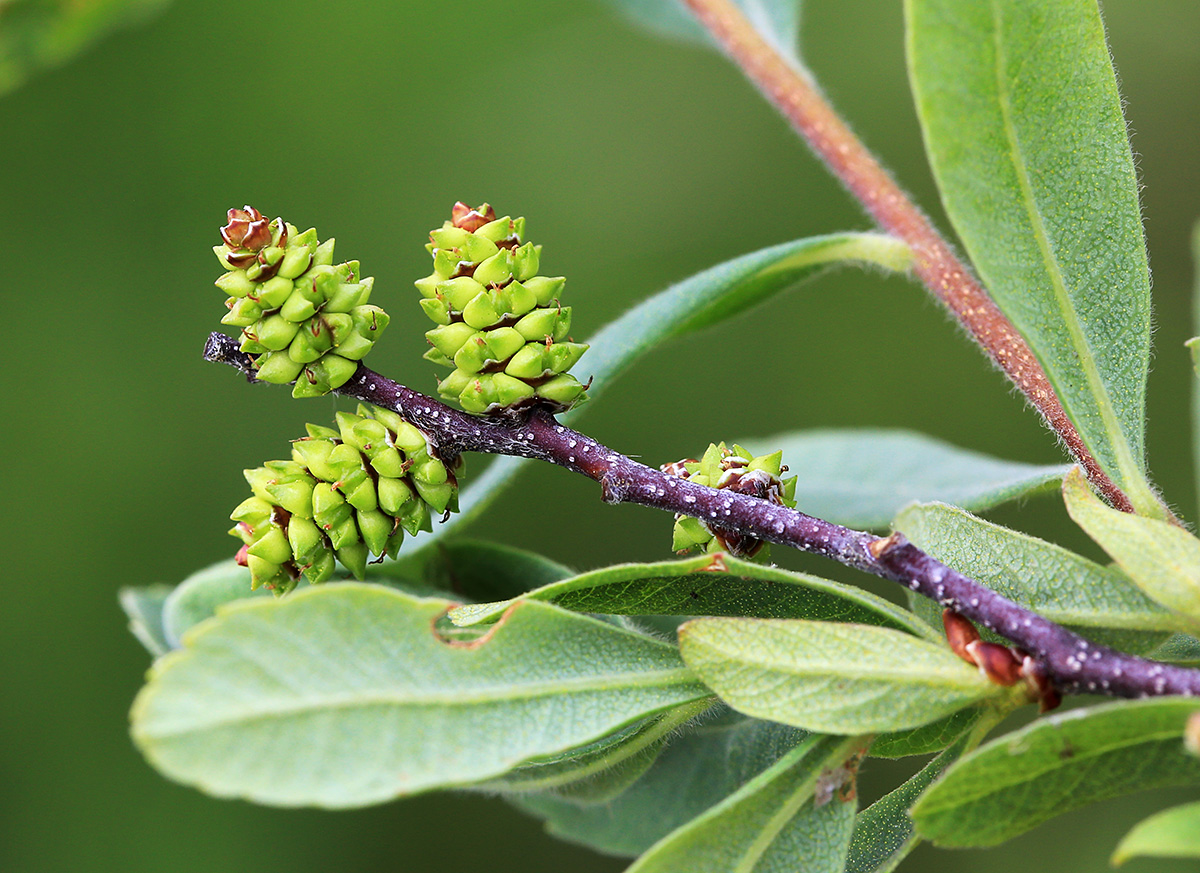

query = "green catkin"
[230, 404, 459, 593]
[214, 206, 389, 398]
[415, 202, 589, 414]
[662, 443, 797, 562]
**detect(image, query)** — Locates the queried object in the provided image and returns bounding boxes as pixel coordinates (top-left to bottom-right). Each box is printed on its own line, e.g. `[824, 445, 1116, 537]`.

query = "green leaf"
[405, 539, 576, 603]
[412, 232, 912, 550]
[906, 0, 1158, 515]
[678, 619, 1003, 734]
[895, 502, 1185, 651]
[741, 430, 1066, 530]
[159, 542, 573, 650]
[846, 730, 974, 873]
[449, 553, 935, 642]
[513, 712, 813, 857]
[1112, 801, 1200, 866]
[475, 699, 713, 801]
[868, 707, 981, 759]
[627, 734, 867, 873]
[601, 0, 803, 68]
[1063, 467, 1200, 628]
[118, 584, 173, 658]
[131, 584, 709, 808]
[912, 697, 1200, 847]
[0, 0, 171, 97]
[160, 560, 268, 649]
[1150, 633, 1200, 666]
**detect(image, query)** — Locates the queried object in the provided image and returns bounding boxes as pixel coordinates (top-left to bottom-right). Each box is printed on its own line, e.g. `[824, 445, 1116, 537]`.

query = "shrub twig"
[205, 331, 1200, 700]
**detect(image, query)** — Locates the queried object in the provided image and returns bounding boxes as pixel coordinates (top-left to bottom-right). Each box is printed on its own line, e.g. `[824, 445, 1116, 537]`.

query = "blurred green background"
[1, 0, 1197, 870]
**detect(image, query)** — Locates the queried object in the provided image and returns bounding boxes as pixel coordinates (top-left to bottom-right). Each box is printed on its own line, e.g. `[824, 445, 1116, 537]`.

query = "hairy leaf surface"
[912, 698, 1200, 846]
[678, 619, 999, 733]
[131, 584, 709, 807]
[627, 734, 866, 873]
[475, 700, 712, 800]
[1064, 468, 1200, 628]
[741, 430, 1065, 529]
[449, 554, 934, 641]
[896, 502, 1184, 650]
[846, 731, 974, 873]
[907, 0, 1156, 512]
[514, 712, 814, 857]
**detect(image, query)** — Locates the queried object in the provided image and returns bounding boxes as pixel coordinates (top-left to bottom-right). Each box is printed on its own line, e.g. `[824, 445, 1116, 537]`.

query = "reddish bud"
[966, 640, 1023, 686]
[221, 205, 271, 250]
[451, 202, 497, 232]
[942, 609, 981, 665]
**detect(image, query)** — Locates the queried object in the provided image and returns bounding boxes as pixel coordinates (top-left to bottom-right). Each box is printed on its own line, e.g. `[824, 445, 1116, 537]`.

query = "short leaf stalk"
[679, 0, 1161, 518]
[205, 331, 1200, 700]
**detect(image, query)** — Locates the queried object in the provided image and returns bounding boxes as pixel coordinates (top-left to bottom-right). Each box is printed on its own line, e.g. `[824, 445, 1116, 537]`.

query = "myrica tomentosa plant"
[116, 0, 1200, 870]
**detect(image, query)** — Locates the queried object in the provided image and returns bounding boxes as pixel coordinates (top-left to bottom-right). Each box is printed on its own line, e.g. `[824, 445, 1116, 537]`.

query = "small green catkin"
[662, 443, 797, 562]
[415, 202, 589, 414]
[229, 404, 459, 593]
[214, 206, 389, 398]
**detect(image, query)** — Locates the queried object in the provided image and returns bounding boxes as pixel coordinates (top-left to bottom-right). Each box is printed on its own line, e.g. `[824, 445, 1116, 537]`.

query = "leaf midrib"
[140, 667, 702, 737]
[987, 0, 1144, 500]
[698, 641, 982, 690]
[924, 724, 1185, 811]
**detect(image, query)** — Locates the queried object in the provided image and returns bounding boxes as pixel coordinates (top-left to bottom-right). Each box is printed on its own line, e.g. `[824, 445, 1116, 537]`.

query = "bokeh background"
[1, 0, 1198, 870]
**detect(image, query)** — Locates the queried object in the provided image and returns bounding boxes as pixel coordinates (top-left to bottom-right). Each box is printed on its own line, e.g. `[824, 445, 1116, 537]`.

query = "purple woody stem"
[680, 0, 1138, 515]
[205, 332, 1200, 699]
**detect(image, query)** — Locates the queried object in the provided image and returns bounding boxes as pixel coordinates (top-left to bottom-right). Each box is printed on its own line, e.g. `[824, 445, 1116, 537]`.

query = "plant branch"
[679, 0, 1136, 515]
[204, 332, 1200, 700]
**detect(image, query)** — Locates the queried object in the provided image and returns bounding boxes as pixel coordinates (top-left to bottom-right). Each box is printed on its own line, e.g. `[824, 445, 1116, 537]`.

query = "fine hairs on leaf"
[111, 0, 1200, 871]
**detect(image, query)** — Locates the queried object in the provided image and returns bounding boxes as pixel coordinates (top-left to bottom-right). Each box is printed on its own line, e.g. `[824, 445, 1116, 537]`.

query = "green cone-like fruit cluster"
[215, 206, 389, 398]
[663, 443, 797, 561]
[415, 202, 588, 414]
[230, 404, 459, 593]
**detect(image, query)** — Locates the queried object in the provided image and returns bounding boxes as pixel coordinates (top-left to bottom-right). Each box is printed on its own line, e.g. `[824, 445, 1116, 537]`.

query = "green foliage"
[625, 734, 866, 873]
[131, 584, 709, 807]
[1064, 467, 1200, 628]
[513, 712, 815, 857]
[744, 430, 1066, 530]
[448, 553, 934, 638]
[677, 619, 1008, 733]
[846, 730, 976, 873]
[896, 501, 1186, 649]
[102, 0, 1200, 869]
[118, 583, 173, 658]
[912, 698, 1200, 846]
[434, 232, 912, 546]
[907, 0, 1158, 514]
[1112, 800, 1200, 865]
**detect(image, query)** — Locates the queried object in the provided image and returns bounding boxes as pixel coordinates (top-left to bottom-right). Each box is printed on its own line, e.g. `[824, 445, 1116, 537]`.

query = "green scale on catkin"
[415, 202, 589, 414]
[214, 206, 389, 398]
[229, 404, 459, 593]
[662, 443, 797, 562]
